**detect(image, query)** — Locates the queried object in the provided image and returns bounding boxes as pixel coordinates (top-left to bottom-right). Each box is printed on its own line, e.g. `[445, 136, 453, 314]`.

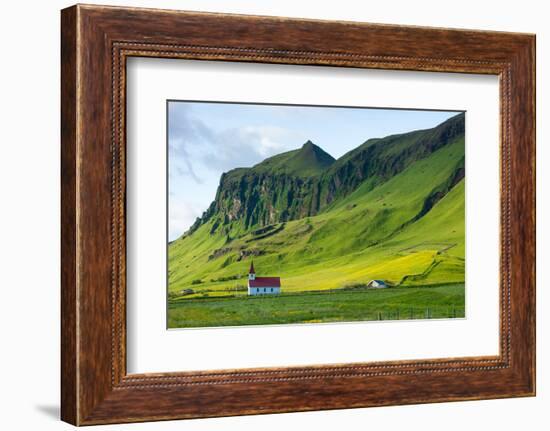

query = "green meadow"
[168, 284, 465, 328]
[168, 113, 466, 328]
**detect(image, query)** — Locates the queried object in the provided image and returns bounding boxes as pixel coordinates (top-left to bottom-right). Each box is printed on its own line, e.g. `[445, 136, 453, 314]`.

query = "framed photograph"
[61, 4, 536, 425]
[165, 101, 466, 330]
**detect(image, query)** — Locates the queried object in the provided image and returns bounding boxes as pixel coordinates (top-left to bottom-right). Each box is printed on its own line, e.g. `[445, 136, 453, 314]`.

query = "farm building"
[367, 279, 388, 289]
[247, 262, 281, 296]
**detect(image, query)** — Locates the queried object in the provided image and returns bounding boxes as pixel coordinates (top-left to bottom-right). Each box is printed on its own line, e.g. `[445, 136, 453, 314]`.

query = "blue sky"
[168, 101, 460, 241]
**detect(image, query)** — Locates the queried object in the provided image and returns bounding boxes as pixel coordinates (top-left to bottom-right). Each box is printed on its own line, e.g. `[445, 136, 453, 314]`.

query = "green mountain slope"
[315, 112, 465, 208]
[250, 140, 335, 177]
[185, 113, 465, 236]
[168, 113, 465, 298]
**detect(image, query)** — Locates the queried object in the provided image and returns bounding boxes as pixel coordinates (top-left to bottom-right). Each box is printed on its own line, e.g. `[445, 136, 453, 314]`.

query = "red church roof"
[249, 277, 281, 288]
[249, 261, 255, 274]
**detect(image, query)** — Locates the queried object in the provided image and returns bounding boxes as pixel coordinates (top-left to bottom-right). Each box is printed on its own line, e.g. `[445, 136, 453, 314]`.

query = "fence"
[373, 306, 464, 321]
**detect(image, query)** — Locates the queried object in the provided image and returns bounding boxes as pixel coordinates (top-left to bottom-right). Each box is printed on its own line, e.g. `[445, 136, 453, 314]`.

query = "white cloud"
[169, 104, 301, 178]
[241, 125, 295, 158]
[168, 200, 202, 241]
[203, 125, 296, 169]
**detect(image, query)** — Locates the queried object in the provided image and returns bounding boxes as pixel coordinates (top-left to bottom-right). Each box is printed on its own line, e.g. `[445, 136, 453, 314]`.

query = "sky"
[168, 101, 460, 241]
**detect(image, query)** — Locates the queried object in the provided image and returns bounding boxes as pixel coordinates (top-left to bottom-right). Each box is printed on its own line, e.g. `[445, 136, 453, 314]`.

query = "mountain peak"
[300, 140, 325, 154]
[246, 140, 335, 178]
[290, 140, 335, 176]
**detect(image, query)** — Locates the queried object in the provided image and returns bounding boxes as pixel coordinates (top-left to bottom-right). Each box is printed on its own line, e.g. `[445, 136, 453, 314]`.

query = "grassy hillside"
[168, 137, 465, 298]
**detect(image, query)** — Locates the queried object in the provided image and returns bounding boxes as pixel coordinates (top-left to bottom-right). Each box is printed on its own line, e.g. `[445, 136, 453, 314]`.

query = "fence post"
[378, 311, 382, 321]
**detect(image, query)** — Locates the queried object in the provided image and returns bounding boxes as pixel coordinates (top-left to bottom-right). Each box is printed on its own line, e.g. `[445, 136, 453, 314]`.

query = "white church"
[247, 262, 281, 296]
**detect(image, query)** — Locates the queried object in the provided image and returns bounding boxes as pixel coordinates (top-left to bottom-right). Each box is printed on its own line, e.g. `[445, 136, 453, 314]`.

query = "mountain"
[187, 140, 336, 235]
[169, 113, 465, 295]
[186, 113, 464, 236]
[317, 112, 465, 207]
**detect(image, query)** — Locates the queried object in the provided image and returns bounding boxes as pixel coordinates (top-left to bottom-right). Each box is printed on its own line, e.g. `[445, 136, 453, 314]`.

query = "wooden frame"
[61, 4, 536, 425]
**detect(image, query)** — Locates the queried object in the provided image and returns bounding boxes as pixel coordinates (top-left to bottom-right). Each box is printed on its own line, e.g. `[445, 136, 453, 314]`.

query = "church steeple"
[248, 261, 256, 280]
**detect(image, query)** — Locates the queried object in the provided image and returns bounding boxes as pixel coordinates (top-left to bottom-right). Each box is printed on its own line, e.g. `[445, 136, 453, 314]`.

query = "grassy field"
[168, 283, 465, 328]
